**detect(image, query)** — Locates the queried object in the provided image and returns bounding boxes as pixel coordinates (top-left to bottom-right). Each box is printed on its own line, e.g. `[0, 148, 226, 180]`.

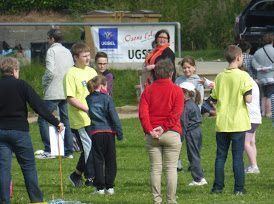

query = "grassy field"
[10, 117, 274, 203]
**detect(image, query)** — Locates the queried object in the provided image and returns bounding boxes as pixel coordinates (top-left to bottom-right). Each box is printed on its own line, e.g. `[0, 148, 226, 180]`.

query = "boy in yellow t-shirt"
[64, 42, 97, 187]
[210, 45, 252, 195]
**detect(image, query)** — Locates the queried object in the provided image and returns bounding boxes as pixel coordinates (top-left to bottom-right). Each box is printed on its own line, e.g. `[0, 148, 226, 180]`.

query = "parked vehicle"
[234, 0, 274, 53]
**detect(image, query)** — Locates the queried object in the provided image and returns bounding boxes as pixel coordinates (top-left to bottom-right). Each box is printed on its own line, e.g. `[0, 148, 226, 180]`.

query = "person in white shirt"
[241, 67, 262, 173]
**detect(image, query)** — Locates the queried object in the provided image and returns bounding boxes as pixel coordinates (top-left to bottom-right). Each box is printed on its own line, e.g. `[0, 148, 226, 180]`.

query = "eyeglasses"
[97, 63, 108, 66]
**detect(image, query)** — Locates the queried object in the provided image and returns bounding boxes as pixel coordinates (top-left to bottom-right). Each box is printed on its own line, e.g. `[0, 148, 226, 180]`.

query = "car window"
[251, 1, 274, 11]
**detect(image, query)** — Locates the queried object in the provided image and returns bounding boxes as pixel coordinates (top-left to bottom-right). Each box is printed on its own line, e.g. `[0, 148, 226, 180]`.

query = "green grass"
[111, 69, 139, 107]
[10, 117, 274, 203]
[182, 49, 224, 61]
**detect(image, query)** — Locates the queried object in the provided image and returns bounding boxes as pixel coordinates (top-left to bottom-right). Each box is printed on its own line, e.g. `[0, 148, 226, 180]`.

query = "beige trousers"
[146, 131, 182, 204]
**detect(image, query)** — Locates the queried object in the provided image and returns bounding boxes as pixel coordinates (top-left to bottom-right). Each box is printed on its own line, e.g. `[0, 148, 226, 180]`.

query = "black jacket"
[0, 75, 59, 131]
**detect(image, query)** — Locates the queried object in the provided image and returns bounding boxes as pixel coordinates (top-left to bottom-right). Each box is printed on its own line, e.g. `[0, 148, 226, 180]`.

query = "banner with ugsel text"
[91, 25, 175, 63]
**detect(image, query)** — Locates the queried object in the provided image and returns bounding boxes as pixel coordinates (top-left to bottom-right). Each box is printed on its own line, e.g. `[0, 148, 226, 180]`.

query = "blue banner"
[99, 28, 118, 49]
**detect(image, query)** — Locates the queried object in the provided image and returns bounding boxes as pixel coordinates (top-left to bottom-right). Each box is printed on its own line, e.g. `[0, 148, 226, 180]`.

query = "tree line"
[0, 0, 250, 50]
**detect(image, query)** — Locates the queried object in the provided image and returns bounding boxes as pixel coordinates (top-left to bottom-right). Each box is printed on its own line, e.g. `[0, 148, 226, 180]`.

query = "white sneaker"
[189, 178, 208, 186]
[64, 155, 74, 159]
[34, 150, 44, 155]
[93, 189, 105, 195]
[35, 152, 56, 159]
[105, 188, 115, 195]
[245, 166, 260, 174]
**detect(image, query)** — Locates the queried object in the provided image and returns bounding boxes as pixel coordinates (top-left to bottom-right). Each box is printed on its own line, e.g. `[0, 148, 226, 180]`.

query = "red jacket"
[139, 78, 184, 135]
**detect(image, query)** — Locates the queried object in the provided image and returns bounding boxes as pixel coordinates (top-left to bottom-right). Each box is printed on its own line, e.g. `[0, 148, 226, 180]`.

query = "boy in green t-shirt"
[210, 45, 252, 195]
[64, 42, 97, 187]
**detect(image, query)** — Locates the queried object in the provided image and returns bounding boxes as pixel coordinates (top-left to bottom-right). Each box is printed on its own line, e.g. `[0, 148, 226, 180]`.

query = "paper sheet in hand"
[49, 126, 65, 156]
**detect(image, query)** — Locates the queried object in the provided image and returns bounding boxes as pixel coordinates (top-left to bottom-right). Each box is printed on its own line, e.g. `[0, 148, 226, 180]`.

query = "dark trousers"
[92, 132, 117, 190]
[212, 132, 245, 192]
[0, 129, 43, 203]
[72, 127, 94, 179]
[37, 99, 73, 156]
[185, 127, 204, 181]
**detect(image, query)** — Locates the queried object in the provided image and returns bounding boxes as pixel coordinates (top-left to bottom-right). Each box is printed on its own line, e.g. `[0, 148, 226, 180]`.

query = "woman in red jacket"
[139, 59, 184, 204]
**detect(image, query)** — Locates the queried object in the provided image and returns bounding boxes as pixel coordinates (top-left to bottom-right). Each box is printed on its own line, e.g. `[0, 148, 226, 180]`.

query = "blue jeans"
[212, 132, 245, 192]
[0, 129, 43, 203]
[38, 100, 73, 156]
[73, 126, 94, 179]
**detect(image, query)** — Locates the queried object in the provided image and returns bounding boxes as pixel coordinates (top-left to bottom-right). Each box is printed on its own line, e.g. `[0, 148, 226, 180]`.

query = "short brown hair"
[262, 33, 273, 45]
[0, 57, 19, 75]
[224, 45, 242, 63]
[95, 52, 108, 62]
[71, 41, 90, 57]
[178, 56, 196, 67]
[87, 75, 107, 94]
[47, 29, 63, 42]
[154, 59, 174, 79]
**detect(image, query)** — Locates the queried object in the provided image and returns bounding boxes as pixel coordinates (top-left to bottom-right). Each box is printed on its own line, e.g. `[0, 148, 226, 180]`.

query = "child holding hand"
[86, 75, 123, 195]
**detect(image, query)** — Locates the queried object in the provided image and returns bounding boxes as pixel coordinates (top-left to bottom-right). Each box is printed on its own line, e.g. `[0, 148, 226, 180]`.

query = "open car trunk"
[240, 0, 274, 52]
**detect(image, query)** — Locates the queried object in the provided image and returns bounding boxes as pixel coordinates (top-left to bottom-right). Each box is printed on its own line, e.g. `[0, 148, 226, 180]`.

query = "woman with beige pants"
[139, 59, 184, 204]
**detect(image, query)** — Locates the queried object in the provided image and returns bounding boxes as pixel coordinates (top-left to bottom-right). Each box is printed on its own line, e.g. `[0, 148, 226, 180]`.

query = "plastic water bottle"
[48, 200, 82, 204]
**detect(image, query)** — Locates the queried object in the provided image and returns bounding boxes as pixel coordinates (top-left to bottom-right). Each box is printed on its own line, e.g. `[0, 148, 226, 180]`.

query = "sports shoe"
[34, 150, 44, 155]
[211, 188, 222, 194]
[85, 178, 94, 187]
[189, 178, 208, 186]
[105, 188, 115, 195]
[234, 189, 246, 196]
[177, 160, 183, 171]
[68, 172, 83, 187]
[245, 166, 260, 174]
[93, 189, 105, 195]
[35, 152, 56, 159]
[64, 155, 74, 159]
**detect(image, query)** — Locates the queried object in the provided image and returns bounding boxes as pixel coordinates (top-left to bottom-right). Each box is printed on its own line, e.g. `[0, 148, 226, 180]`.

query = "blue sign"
[99, 28, 118, 49]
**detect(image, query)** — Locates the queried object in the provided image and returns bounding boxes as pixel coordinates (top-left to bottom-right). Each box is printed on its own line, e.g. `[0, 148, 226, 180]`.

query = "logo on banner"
[99, 28, 118, 49]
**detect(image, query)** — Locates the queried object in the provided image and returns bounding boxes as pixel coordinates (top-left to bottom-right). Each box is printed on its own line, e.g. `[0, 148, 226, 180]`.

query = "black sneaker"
[68, 172, 83, 187]
[85, 178, 94, 187]
[211, 188, 223, 194]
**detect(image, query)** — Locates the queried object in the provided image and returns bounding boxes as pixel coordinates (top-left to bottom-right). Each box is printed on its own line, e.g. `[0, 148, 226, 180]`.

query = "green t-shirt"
[64, 66, 97, 129]
[211, 68, 252, 132]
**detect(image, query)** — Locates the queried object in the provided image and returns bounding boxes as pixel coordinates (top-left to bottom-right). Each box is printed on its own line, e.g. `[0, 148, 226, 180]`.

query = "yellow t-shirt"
[211, 68, 252, 132]
[64, 66, 97, 129]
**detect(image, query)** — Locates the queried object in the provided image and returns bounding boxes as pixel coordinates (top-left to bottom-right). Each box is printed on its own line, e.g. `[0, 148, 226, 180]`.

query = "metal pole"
[0, 22, 181, 54]
[176, 22, 182, 58]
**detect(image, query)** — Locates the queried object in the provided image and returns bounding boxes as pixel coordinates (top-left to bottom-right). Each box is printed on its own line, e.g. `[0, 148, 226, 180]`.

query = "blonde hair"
[0, 57, 19, 75]
[87, 75, 107, 94]
[71, 41, 90, 57]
